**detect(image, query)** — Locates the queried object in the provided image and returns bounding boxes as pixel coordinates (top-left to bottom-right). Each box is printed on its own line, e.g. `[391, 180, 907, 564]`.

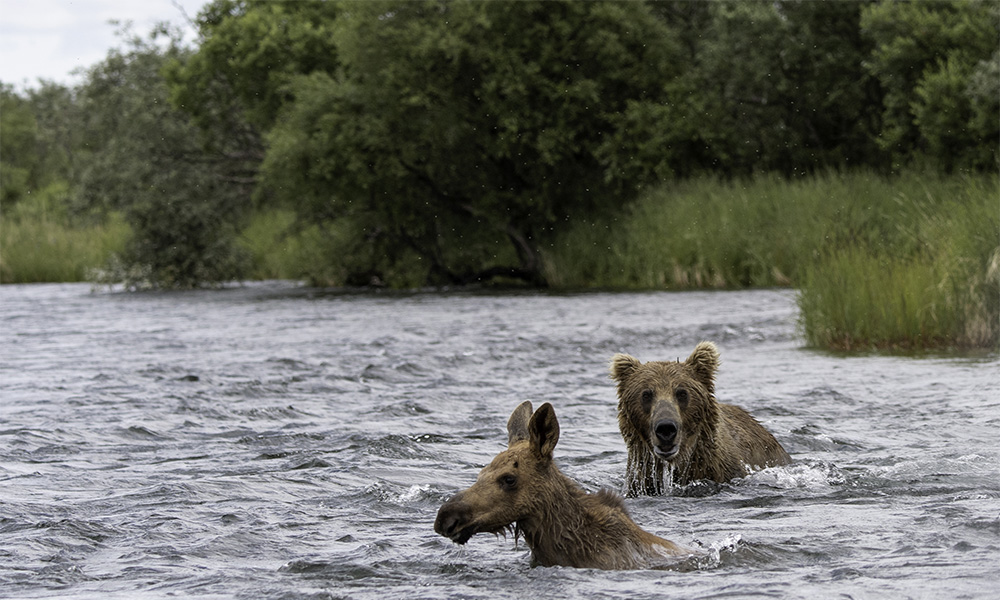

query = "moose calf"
[435, 401, 689, 569]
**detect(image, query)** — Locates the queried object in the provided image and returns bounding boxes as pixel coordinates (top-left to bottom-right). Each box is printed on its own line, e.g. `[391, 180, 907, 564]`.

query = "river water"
[1, 282, 997, 599]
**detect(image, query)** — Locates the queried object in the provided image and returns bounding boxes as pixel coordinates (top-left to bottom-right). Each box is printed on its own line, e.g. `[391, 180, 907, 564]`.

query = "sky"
[0, 0, 209, 90]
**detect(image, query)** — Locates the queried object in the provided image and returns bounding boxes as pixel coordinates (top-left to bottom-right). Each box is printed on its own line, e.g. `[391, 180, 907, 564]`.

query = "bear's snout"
[652, 419, 680, 459]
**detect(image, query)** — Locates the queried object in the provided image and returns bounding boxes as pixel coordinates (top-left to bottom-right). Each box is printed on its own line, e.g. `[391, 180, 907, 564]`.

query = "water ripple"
[0, 283, 996, 599]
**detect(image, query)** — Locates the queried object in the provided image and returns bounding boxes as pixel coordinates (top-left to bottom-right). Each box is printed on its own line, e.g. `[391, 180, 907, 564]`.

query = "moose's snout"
[653, 419, 679, 458]
[435, 497, 475, 545]
[434, 506, 460, 538]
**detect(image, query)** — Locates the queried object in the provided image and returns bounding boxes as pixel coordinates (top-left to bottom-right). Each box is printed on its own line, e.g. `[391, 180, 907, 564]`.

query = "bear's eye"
[675, 387, 689, 407]
[640, 389, 654, 410]
[498, 474, 517, 490]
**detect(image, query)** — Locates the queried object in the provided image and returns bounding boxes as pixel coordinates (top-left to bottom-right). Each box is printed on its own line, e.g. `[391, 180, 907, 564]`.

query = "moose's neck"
[516, 469, 648, 569]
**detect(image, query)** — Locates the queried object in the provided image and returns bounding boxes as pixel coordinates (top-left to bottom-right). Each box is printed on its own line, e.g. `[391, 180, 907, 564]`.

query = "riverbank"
[2, 171, 996, 350]
[542, 171, 998, 351]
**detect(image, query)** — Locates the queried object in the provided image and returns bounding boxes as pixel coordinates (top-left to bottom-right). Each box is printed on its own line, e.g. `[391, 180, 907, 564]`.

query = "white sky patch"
[0, 0, 207, 90]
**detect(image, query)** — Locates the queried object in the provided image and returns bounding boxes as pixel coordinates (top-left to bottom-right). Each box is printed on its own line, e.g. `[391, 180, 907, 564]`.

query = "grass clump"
[545, 170, 998, 351]
[1, 184, 129, 283]
[239, 210, 330, 283]
[545, 171, 858, 289]
[239, 209, 432, 287]
[798, 175, 999, 351]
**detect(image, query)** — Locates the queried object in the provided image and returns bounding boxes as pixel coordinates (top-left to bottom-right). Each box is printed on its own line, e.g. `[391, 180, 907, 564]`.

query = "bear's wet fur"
[611, 342, 790, 494]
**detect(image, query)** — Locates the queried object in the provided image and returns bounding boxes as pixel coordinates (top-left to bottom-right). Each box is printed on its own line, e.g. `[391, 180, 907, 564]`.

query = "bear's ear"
[609, 353, 641, 382]
[507, 401, 533, 446]
[528, 402, 559, 460]
[685, 342, 719, 395]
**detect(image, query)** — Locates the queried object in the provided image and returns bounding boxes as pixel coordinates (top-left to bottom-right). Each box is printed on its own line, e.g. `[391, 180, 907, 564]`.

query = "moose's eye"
[675, 387, 689, 407]
[499, 474, 517, 490]
[640, 389, 654, 410]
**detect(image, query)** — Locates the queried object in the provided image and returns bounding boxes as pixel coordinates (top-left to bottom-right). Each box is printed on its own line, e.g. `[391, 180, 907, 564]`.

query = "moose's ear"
[528, 402, 559, 460]
[609, 353, 641, 382]
[507, 401, 533, 446]
[685, 341, 719, 396]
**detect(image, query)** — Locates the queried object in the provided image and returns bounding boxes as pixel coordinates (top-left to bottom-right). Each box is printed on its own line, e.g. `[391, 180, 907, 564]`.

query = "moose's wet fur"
[611, 342, 791, 495]
[434, 401, 688, 570]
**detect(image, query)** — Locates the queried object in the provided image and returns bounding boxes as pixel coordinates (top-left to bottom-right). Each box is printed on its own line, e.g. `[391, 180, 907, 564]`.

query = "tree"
[862, 0, 999, 171]
[617, 0, 884, 179]
[261, 0, 681, 286]
[163, 0, 342, 203]
[1, 81, 84, 226]
[0, 85, 38, 206]
[26, 82, 82, 188]
[167, 0, 341, 133]
[75, 25, 250, 288]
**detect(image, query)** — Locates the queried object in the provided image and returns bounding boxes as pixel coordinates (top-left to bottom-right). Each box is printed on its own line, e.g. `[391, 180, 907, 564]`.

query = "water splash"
[364, 481, 433, 505]
[623, 447, 667, 497]
[743, 461, 847, 490]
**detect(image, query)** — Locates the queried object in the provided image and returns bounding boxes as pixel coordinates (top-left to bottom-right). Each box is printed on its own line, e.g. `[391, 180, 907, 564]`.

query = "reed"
[545, 171, 846, 289]
[239, 209, 322, 281]
[0, 217, 130, 283]
[238, 209, 427, 287]
[544, 170, 998, 350]
[1, 185, 130, 284]
[798, 175, 999, 350]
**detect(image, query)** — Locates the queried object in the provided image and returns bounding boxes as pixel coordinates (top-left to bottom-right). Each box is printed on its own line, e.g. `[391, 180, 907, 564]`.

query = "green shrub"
[239, 209, 433, 287]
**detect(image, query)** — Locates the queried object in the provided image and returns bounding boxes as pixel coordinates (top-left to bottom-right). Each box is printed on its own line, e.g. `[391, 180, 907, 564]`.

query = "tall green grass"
[239, 210, 329, 282]
[1, 184, 130, 283]
[544, 171, 854, 288]
[4, 173, 996, 351]
[544, 170, 998, 350]
[798, 175, 999, 350]
[239, 209, 434, 287]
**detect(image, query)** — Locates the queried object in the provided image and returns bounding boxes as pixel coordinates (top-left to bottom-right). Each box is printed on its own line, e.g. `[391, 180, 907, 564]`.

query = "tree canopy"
[2, 0, 996, 288]
[862, 0, 999, 171]
[73, 26, 251, 288]
[260, 0, 681, 284]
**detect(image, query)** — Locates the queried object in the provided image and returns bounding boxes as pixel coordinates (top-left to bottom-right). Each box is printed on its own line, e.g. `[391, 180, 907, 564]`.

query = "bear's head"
[609, 342, 720, 465]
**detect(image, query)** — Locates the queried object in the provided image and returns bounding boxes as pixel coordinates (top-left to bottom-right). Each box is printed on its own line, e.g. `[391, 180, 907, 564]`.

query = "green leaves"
[0, 86, 37, 205]
[175, 0, 997, 286]
[257, 0, 681, 285]
[168, 0, 340, 132]
[74, 28, 251, 288]
[8, 0, 996, 289]
[861, 0, 999, 171]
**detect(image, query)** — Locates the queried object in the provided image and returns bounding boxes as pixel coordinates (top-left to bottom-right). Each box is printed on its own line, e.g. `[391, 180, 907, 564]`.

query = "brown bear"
[610, 342, 790, 495]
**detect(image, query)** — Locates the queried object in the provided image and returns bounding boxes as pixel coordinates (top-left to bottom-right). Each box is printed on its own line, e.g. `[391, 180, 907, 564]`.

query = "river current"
[1, 282, 997, 599]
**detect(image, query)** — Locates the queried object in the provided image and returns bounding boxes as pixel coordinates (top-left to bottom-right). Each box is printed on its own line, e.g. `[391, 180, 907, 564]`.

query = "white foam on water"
[743, 462, 846, 490]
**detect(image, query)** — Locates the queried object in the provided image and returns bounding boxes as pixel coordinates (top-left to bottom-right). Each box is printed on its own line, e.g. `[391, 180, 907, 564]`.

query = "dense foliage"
[73, 27, 253, 288]
[1, 82, 79, 206]
[1, 0, 997, 290]
[862, 0, 999, 171]
[259, 1, 680, 285]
